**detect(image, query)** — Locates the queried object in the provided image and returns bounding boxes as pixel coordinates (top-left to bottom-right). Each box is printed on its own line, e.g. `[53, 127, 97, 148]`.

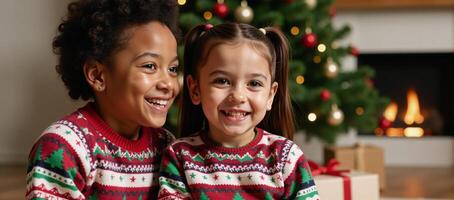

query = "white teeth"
[146, 99, 168, 106]
[225, 111, 247, 117]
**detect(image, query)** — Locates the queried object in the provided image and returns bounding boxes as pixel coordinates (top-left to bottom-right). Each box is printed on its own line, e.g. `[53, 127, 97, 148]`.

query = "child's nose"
[156, 74, 175, 92]
[228, 89, 246, 103]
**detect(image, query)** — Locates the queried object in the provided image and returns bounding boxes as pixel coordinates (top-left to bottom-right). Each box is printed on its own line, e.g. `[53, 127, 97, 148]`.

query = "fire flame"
[383, 102, 398, 122]
[381, 88, 425, 137]
[404, 88, 424, 125]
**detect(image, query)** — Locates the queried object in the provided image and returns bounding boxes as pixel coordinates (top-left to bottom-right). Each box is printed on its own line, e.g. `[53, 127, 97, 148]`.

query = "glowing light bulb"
[308, 113, 317, 122]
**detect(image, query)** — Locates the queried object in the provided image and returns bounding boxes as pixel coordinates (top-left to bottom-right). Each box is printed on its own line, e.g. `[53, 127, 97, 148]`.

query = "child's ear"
[266, 82, 278, 111]
[187, 75, 201, 105]
[83, 59, 106, 92]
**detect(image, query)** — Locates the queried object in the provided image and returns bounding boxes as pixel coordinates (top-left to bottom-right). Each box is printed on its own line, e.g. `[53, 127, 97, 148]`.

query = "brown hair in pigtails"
[178, 24, 208, 137]
[258, 27, 295, 140]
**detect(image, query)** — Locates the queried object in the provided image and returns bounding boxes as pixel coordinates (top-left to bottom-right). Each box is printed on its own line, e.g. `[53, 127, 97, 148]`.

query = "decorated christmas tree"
[169, 0, 389, 144]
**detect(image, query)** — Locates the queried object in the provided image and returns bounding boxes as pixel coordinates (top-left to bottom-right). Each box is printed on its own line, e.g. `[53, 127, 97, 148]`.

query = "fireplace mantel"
[335, 0, 454, 10]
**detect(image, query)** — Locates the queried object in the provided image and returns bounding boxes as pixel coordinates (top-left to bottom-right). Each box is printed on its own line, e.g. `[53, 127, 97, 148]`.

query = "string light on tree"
[324, 57, 339, 78]
[327, 104, 344, 126]
[203, 11, 213, 20]
[296, 75, 305, 84]
[213, 0, 229, 18]
[177, 0, 186, 6]
[317, 43, 326, 53]
[308, 113, 317, 122]
[313, 55, 321, 64]
[356, 107, 365, 116]
[235, 1, 254, 23]
[290, 26, 300, 36]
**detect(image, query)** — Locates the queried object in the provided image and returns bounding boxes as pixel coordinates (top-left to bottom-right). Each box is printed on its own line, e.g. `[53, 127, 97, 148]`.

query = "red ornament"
[301, 32, 318, 48]
[329, 6, 337, 17]
[213, 2, 229, 18]
[378, 117, 392, 129]
[320, 89, 331, 101]
[350, 46, 360, 56]
[284, 0, 293, 3]
[365, 78, 374, 88]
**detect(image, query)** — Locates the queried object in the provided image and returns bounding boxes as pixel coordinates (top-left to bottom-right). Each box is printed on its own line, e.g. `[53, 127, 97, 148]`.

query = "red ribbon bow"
[309, 159, 352, 200]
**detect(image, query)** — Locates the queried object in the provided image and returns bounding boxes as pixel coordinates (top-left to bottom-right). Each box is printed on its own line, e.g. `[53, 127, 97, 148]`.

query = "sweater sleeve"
[158, 144, 192, 200]
[26, 124, 90, 200]
[282, 143, 320, 200]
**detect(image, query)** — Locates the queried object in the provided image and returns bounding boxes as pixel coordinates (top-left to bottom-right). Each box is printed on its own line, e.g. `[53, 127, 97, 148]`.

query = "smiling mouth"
[221, 110, 250, 119]
[145, 98, 170, 109]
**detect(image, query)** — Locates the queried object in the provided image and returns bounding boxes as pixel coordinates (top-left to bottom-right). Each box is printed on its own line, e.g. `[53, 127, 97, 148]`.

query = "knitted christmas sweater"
[26, 103, 175, 200]
[158, 128, 319, 200]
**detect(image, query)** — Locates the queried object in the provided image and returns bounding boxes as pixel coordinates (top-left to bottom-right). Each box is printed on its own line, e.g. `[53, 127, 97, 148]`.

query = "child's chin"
[144, 118, 166, 128]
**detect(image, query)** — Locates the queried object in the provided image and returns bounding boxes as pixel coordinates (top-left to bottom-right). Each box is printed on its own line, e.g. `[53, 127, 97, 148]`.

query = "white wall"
[334, 9, 454, 53]
[0, 0, 80, 164]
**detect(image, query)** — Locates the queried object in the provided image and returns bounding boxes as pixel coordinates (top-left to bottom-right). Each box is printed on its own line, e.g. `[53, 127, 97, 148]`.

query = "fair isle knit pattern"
[158, 129, 319, 200]
[26, 103, 175, 200]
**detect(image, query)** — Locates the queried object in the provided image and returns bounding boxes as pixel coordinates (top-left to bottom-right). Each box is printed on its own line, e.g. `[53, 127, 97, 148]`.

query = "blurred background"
[1, 0, 453, 199]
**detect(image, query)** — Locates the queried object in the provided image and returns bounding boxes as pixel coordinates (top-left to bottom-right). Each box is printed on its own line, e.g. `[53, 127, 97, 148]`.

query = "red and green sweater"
[26, 103, 175, 200]
[158, 128, 319, 200]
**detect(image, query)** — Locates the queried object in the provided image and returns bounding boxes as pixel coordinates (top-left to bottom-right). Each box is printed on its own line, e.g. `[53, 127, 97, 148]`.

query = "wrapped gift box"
[324, 144, 386, 190]
[314, 171, 379, 200]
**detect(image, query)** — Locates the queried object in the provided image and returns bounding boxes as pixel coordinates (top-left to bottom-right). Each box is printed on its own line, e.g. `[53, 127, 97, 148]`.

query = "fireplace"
[358, 53, 454, 137]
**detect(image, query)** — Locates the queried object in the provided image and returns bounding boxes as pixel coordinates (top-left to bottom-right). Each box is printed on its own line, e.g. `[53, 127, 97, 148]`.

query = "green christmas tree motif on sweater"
[300, 167, 312, 184]
[164, 162, 180, 176]
[264, 192, 273, 200]
[199, 192, 210, 200]
[232, 192, 245, 200]
[88, 191, 99, 200]
[44, 148, 64, 169]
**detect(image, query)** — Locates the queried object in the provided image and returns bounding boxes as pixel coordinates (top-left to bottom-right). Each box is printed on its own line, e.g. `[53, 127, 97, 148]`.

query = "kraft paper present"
[314, 171, 379, 200]
[324, 144, 386, 190]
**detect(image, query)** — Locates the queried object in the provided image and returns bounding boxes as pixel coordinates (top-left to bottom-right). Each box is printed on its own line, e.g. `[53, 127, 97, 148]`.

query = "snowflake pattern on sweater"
[26, 103, 175, 200]
[158, 129, 319, 200]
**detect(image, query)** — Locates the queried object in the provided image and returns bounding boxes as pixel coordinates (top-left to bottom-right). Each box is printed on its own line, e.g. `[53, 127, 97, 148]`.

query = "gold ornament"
[324, 57, 338, 78]
[235, 1, 254, 23]
[305, 0, 317, 9]
[327, 104, 344, 125]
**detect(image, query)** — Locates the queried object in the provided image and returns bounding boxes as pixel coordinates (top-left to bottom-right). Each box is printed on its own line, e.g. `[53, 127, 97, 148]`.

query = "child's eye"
[141, 63, 157, 71]
[168, 65, 179, 74]
[248, 80, 263, 87]
[213, 78, 230, 85]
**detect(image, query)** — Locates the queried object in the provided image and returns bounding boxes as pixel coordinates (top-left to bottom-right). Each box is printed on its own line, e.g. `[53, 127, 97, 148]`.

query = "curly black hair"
[53, 0, 179, 100]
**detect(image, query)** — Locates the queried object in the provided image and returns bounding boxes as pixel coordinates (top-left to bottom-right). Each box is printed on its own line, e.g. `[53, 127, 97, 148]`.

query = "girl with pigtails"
[158, 22, 319, 200]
